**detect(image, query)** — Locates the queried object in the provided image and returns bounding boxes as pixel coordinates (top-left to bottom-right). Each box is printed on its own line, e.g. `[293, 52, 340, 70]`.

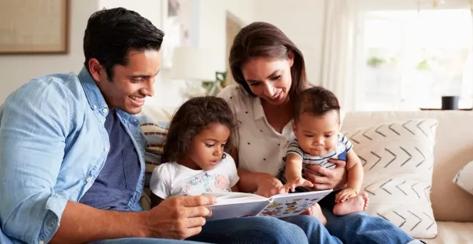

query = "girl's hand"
[335, 187, 358, 203]
[255, 175, 284, 197]
[303, 158, 346, 190]
[283, 177, 314, 193]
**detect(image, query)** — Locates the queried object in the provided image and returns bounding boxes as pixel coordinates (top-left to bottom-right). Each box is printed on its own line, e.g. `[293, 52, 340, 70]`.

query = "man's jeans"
[95, 216, 339, 244]
[191, 216, 341, 244]
[324, 209, 414, 244]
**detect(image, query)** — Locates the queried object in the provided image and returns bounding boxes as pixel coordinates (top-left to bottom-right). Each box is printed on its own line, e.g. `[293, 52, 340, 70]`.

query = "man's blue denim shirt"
[0, 68, 146, 244]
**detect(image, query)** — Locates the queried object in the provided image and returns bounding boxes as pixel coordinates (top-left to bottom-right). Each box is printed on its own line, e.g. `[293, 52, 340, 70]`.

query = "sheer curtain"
[319, 0, 361, 111]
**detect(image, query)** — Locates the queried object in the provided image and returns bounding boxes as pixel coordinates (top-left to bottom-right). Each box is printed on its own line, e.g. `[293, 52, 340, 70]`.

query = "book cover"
[207, 189, 333, 220]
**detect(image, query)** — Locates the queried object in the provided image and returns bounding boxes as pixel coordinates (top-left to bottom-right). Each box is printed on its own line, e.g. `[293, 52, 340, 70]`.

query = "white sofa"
[140, 107, 473, 243]
[342, 111, 473, 244]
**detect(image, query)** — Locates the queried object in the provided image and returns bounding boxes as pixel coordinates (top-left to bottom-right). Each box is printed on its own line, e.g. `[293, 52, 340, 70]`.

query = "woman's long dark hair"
[229, 21, 307, 103]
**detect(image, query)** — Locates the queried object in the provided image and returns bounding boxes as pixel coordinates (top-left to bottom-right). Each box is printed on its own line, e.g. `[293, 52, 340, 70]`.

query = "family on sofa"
[0, 7, 426, 244]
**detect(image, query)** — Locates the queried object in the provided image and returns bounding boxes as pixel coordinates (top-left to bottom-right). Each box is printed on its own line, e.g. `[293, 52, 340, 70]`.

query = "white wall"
[252, 0, 325, 84]
[151, 0, 258, 108]
[197, 0, 255, 69]
[99, 0, 162, 27]
[360, 0, 471, 10]
[0, 0, 99, 103]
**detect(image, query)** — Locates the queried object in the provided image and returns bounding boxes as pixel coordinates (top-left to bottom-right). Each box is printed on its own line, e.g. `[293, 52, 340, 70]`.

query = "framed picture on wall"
[0, 0, 69, 54]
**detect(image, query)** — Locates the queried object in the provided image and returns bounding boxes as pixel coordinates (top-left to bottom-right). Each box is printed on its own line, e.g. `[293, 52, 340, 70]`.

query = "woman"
[218, 21, 417, 244]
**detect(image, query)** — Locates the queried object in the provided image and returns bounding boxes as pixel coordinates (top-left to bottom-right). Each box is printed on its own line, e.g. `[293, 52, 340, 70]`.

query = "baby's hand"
[284, 177, 314, 193]
[335, 187, 358, 203]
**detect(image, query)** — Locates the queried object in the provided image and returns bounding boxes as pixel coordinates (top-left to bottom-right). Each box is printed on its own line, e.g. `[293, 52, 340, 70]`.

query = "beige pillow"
[453, 160, 473, 195]
[344, 119, 438, 239]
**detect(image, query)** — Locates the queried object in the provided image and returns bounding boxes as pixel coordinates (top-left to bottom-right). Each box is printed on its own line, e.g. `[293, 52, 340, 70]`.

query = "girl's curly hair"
[162, 96, 236, 163]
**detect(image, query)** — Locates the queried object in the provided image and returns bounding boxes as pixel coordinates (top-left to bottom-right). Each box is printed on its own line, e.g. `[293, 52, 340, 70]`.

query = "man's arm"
[51, 195, 214, 243]
[0, 79, 77, 243]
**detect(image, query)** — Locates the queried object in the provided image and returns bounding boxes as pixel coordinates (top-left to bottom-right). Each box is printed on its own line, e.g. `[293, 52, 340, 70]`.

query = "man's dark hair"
[294, 86, 341, 122]
[162, 96, 236, 163]
[83, 7, 164, 79]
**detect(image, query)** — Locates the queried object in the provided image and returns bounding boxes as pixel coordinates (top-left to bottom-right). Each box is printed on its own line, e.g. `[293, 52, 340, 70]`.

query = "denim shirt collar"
[78, 67, 140, 127]
[78, 67, 110, 117]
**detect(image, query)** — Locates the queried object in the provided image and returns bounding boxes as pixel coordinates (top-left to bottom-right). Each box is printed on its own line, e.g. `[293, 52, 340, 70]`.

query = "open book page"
[206, 190, 332, 220]
[257, 189, 333, 218]
[211, 192, 268, 205]
[207, 192, 269, 220]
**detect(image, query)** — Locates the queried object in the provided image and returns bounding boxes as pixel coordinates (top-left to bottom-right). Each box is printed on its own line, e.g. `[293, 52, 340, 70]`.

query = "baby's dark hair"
[162, 96, 235, 163]
[294, 86, 340, 122]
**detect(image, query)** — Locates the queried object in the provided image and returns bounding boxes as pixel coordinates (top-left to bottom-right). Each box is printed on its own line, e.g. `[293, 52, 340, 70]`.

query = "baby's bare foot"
[333, 191, 369, 216]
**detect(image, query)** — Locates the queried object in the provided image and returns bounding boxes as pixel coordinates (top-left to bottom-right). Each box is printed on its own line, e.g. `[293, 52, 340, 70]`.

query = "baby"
[283, 86, 368, 216]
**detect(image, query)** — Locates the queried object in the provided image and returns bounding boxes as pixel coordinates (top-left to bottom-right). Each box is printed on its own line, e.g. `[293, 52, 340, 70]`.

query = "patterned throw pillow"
[140, 121, 170, 209]
[453, 160, 473, 195]
[344, 119, 438, 239]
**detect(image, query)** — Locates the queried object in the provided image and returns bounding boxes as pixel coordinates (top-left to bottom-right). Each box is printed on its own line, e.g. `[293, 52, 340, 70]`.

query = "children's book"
[207, 189, 332, 220]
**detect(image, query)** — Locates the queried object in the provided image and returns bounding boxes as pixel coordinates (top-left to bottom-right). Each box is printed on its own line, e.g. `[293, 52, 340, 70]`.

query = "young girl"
[150, 96, 238, 204]
[282, 86, 368, 217]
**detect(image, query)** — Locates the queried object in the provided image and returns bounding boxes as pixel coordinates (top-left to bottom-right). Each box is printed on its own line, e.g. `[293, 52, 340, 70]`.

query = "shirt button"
[102, 108, 108, 113]
[48, 218, 55, 227]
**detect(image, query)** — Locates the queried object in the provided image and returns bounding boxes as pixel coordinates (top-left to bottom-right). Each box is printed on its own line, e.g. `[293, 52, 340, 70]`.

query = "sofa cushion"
[453, 160, 473, 195]
[342, 111, 473, 222]
[344, 119, 438, 238]
[422, 221, 473, 244]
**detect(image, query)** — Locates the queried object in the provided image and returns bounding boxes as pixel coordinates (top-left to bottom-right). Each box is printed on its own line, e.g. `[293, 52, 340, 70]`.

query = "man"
[0, 7, 324, 244]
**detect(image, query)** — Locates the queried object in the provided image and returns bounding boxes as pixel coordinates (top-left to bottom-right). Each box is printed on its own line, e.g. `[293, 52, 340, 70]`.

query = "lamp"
[169, 47, 224, 96]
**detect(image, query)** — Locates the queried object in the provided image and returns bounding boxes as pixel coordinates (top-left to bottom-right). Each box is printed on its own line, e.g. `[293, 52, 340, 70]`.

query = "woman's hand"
[303, 158, 347, 190]
[255, 174, 285, 197]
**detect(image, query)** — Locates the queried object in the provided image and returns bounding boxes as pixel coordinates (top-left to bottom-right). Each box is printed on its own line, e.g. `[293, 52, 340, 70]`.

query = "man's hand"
[144, 195, 215, 239]
[303, 158, 347, 190]
[255, 175, 284, 197]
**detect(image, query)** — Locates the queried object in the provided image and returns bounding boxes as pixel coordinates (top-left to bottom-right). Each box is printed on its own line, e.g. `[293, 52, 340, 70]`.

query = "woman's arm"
[237, 168, 284, 197]
[230, 147, 284, 197]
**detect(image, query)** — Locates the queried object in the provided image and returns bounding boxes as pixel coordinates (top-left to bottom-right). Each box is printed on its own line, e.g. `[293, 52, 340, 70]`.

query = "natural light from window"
[360, 9, 473, 110]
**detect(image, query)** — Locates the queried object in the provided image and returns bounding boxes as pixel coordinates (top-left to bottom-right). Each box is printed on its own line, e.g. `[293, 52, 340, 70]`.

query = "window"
[359, 9, 473, 110]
